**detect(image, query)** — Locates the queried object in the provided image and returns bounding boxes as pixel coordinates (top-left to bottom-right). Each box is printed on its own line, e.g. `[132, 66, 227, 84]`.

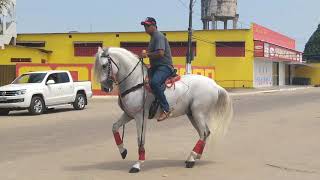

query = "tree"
[304, 24, 320, 63]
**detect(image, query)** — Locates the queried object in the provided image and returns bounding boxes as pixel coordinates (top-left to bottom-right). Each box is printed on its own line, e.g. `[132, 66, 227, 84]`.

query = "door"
[44, 73, 63, 105]
[0, 65, 16, 86]
[272, 62, 279, 86]
[285, 64, 291, 85]
[57, 72, 74, 103]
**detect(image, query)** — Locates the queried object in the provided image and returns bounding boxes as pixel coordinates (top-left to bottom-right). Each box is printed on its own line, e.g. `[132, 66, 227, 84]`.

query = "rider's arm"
[147, 33, 166, 60]
[147, 49, 164, 59]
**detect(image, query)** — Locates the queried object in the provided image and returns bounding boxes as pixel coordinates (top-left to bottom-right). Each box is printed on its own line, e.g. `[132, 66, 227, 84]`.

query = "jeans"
[149, 65, 173, 112]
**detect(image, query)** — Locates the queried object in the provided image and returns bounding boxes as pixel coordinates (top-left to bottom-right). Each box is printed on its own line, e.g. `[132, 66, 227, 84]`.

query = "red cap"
[141, 17, 157, 26]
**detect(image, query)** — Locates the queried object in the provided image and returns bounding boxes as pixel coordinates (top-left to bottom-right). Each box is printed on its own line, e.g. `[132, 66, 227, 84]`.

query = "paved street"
[0, 88, 320, 180]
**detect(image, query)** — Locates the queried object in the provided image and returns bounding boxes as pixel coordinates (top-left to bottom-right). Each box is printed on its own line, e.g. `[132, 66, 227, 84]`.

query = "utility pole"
[186, 0, 194, 74]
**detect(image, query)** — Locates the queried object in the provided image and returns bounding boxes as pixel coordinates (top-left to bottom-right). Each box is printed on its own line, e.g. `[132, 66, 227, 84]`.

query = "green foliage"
[304, 24, 320, 62]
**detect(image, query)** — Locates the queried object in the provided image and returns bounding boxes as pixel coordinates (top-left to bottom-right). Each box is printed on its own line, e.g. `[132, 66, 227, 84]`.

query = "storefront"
[253, 24, 302, 87]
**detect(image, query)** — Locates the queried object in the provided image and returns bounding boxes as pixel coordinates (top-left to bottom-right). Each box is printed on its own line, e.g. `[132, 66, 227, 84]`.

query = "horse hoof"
[129, 167, 140, 173]
[185, 161, 195, 168]
[121, 149, 127, 159]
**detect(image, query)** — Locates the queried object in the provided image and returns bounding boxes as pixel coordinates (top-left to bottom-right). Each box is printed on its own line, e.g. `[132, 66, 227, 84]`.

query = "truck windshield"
[13, 73, 47, 84]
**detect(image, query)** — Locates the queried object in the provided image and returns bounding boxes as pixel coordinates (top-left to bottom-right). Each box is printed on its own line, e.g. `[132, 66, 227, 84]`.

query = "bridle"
[100, 54, 146, 97]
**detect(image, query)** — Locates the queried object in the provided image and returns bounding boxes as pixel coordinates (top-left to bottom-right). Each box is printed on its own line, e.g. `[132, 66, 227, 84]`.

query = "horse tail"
[208, 87, 233, 144]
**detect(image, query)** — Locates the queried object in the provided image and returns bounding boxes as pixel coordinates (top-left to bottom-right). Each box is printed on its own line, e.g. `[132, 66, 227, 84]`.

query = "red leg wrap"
[139, 147, 145, 161]
[113, 132, 123, 145]
[193, 140, 206, 154]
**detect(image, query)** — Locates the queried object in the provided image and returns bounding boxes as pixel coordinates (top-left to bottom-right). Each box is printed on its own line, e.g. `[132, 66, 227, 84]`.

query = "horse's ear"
[97, 47, 103, 53]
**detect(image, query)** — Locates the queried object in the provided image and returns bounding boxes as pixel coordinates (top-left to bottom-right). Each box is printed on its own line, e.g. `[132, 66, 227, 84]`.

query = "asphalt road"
[0, 88, 320, 180]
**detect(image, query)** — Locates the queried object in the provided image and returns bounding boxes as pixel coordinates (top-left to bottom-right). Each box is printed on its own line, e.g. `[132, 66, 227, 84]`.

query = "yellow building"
[0, 23, 302, 95]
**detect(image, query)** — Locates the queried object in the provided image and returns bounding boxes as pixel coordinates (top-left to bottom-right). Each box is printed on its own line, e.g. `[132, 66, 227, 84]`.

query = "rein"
[101, 54, 147, 146]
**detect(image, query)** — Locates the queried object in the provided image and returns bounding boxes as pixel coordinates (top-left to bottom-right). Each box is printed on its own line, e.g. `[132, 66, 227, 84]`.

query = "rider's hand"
[140, 50, 148, 58]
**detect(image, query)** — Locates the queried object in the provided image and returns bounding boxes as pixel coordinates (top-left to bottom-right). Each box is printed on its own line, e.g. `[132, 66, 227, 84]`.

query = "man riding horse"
[140, 17, 173, 121]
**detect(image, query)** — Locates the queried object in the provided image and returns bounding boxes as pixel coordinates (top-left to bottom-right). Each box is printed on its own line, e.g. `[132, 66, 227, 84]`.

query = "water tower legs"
[233, 14, 239, 29]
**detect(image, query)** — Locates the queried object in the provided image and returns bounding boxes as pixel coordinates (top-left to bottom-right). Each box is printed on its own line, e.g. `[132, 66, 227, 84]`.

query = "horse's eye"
[102, 64, 107, 69]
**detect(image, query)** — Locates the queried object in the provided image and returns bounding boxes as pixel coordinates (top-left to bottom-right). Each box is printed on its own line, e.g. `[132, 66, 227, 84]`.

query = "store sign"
[254, 41, 264, 57]
[264, 43, 302, 62]
[254, 41, 302, 62]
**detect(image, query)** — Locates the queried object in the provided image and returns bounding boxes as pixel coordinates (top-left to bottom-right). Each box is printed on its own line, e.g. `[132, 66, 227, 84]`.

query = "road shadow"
[65, 159, 215, 172]
[7, 108, 75, 116]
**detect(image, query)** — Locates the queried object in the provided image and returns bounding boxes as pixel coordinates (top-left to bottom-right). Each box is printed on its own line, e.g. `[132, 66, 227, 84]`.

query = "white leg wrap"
[187, 151, 197, 162]
[118, 144, 125, 153]
[132, 161, 142, 170]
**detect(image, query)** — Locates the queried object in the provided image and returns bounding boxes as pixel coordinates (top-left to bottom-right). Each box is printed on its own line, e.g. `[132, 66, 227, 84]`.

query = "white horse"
[94, 47, 233, 173]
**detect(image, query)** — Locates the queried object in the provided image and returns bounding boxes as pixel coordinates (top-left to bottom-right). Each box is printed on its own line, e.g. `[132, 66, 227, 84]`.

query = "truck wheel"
[0, 109, 10, 116]
[73, 93, 86, 110]
[28, 96, 45, 115]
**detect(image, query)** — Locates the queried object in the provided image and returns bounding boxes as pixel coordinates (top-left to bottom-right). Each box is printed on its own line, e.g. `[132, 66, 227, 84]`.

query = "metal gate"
[0, 65, 16, 86]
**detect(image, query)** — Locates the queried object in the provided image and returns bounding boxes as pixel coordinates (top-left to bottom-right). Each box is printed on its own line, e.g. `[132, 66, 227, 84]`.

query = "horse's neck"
[116, 56, 147, 92]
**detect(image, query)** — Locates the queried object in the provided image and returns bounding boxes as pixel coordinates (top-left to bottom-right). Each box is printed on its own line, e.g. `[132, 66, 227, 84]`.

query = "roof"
[23, 70, 69, 74]
[6, 45, 52, 54]
[17, 28, 251, 35]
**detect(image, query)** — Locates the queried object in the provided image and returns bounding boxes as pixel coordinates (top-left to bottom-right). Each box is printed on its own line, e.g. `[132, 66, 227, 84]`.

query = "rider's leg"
[150, 65, 172, 113]
[112, 113, 133, 159]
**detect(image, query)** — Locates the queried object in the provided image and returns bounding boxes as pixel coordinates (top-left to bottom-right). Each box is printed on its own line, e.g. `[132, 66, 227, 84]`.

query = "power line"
[192, 34, 320, 57]
[176, 0, 202, 17]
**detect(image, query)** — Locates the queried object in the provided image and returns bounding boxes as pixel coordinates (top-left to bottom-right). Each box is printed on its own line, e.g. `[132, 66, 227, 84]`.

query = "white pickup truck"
[0, 70, 92, 115]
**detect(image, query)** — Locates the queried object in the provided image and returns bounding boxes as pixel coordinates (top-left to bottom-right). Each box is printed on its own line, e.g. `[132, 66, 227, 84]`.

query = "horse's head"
[94, 47, 119, 93]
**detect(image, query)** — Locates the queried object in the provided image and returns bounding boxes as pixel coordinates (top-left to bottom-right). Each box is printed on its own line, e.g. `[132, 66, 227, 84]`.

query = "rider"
[140, 17, 173, 122]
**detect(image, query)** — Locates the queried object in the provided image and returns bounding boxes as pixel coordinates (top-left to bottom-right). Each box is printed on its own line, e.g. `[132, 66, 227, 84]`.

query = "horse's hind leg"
[186, 113, 210, 168]
[112, 113, 133, 159]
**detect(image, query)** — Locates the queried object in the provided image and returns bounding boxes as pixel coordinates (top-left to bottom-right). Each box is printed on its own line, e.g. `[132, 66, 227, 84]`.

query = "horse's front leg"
[129, 113, 147, 173]
[112, 113, 133, 159]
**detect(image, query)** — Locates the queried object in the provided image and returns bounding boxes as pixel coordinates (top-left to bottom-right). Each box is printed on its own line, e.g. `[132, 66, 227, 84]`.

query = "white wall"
[279, 62, 286, 86]
[253, 59, 273, 87]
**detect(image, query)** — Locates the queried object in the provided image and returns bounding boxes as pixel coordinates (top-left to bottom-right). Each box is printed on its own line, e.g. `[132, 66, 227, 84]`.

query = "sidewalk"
[227, 85, 314, 96]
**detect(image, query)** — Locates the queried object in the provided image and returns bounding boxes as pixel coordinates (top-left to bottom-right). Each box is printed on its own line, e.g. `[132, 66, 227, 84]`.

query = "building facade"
[0, 23, 302, 95]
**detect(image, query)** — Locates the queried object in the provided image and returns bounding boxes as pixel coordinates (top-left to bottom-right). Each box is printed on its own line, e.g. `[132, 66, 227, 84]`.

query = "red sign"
[253, 23, 296, 50]
[254, 41, 302, 62]
[254, 41, 264, 57]
[265, 43, 302, 62]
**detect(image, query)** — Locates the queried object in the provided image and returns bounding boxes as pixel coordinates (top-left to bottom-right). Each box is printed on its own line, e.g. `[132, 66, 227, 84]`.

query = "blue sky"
[17, 0, 320, 51]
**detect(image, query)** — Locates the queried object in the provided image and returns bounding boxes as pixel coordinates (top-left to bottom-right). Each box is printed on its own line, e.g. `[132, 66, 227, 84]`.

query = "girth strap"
[120, 83, 145, 98]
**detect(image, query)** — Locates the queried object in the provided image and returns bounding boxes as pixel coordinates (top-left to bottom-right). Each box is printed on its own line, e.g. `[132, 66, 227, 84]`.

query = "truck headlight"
[15, 89, 26, 96]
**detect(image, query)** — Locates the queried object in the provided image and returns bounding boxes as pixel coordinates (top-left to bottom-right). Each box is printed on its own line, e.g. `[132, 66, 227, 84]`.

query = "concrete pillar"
[233, 14, 239, 29]
[224, 20, 228, 30]
[202, 20, 209, 30]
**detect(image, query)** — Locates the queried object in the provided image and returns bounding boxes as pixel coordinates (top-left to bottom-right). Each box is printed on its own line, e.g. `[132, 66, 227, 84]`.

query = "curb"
[229, 86, 314, 96]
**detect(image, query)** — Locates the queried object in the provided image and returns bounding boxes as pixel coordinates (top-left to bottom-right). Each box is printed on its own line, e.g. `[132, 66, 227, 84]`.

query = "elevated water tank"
[201, 0, 239, 30]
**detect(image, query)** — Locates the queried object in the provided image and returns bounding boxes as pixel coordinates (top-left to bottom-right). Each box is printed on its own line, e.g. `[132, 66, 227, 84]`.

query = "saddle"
[147, 69, 181, 119]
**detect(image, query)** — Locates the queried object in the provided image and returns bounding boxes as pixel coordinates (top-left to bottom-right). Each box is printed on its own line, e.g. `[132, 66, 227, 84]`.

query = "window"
[13, 73, 47, 84]
[120, 42, 148, 55]
[74, 42, 103, 57]
[16, 41, 45, 48]
[170, 42, 196, 57]
[120, 41, 197, 57]
[11, 58, 32, 62]
[46, 73, 58, 84]
[58, 73, 70, 83]
[216, 42, 245, 57]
